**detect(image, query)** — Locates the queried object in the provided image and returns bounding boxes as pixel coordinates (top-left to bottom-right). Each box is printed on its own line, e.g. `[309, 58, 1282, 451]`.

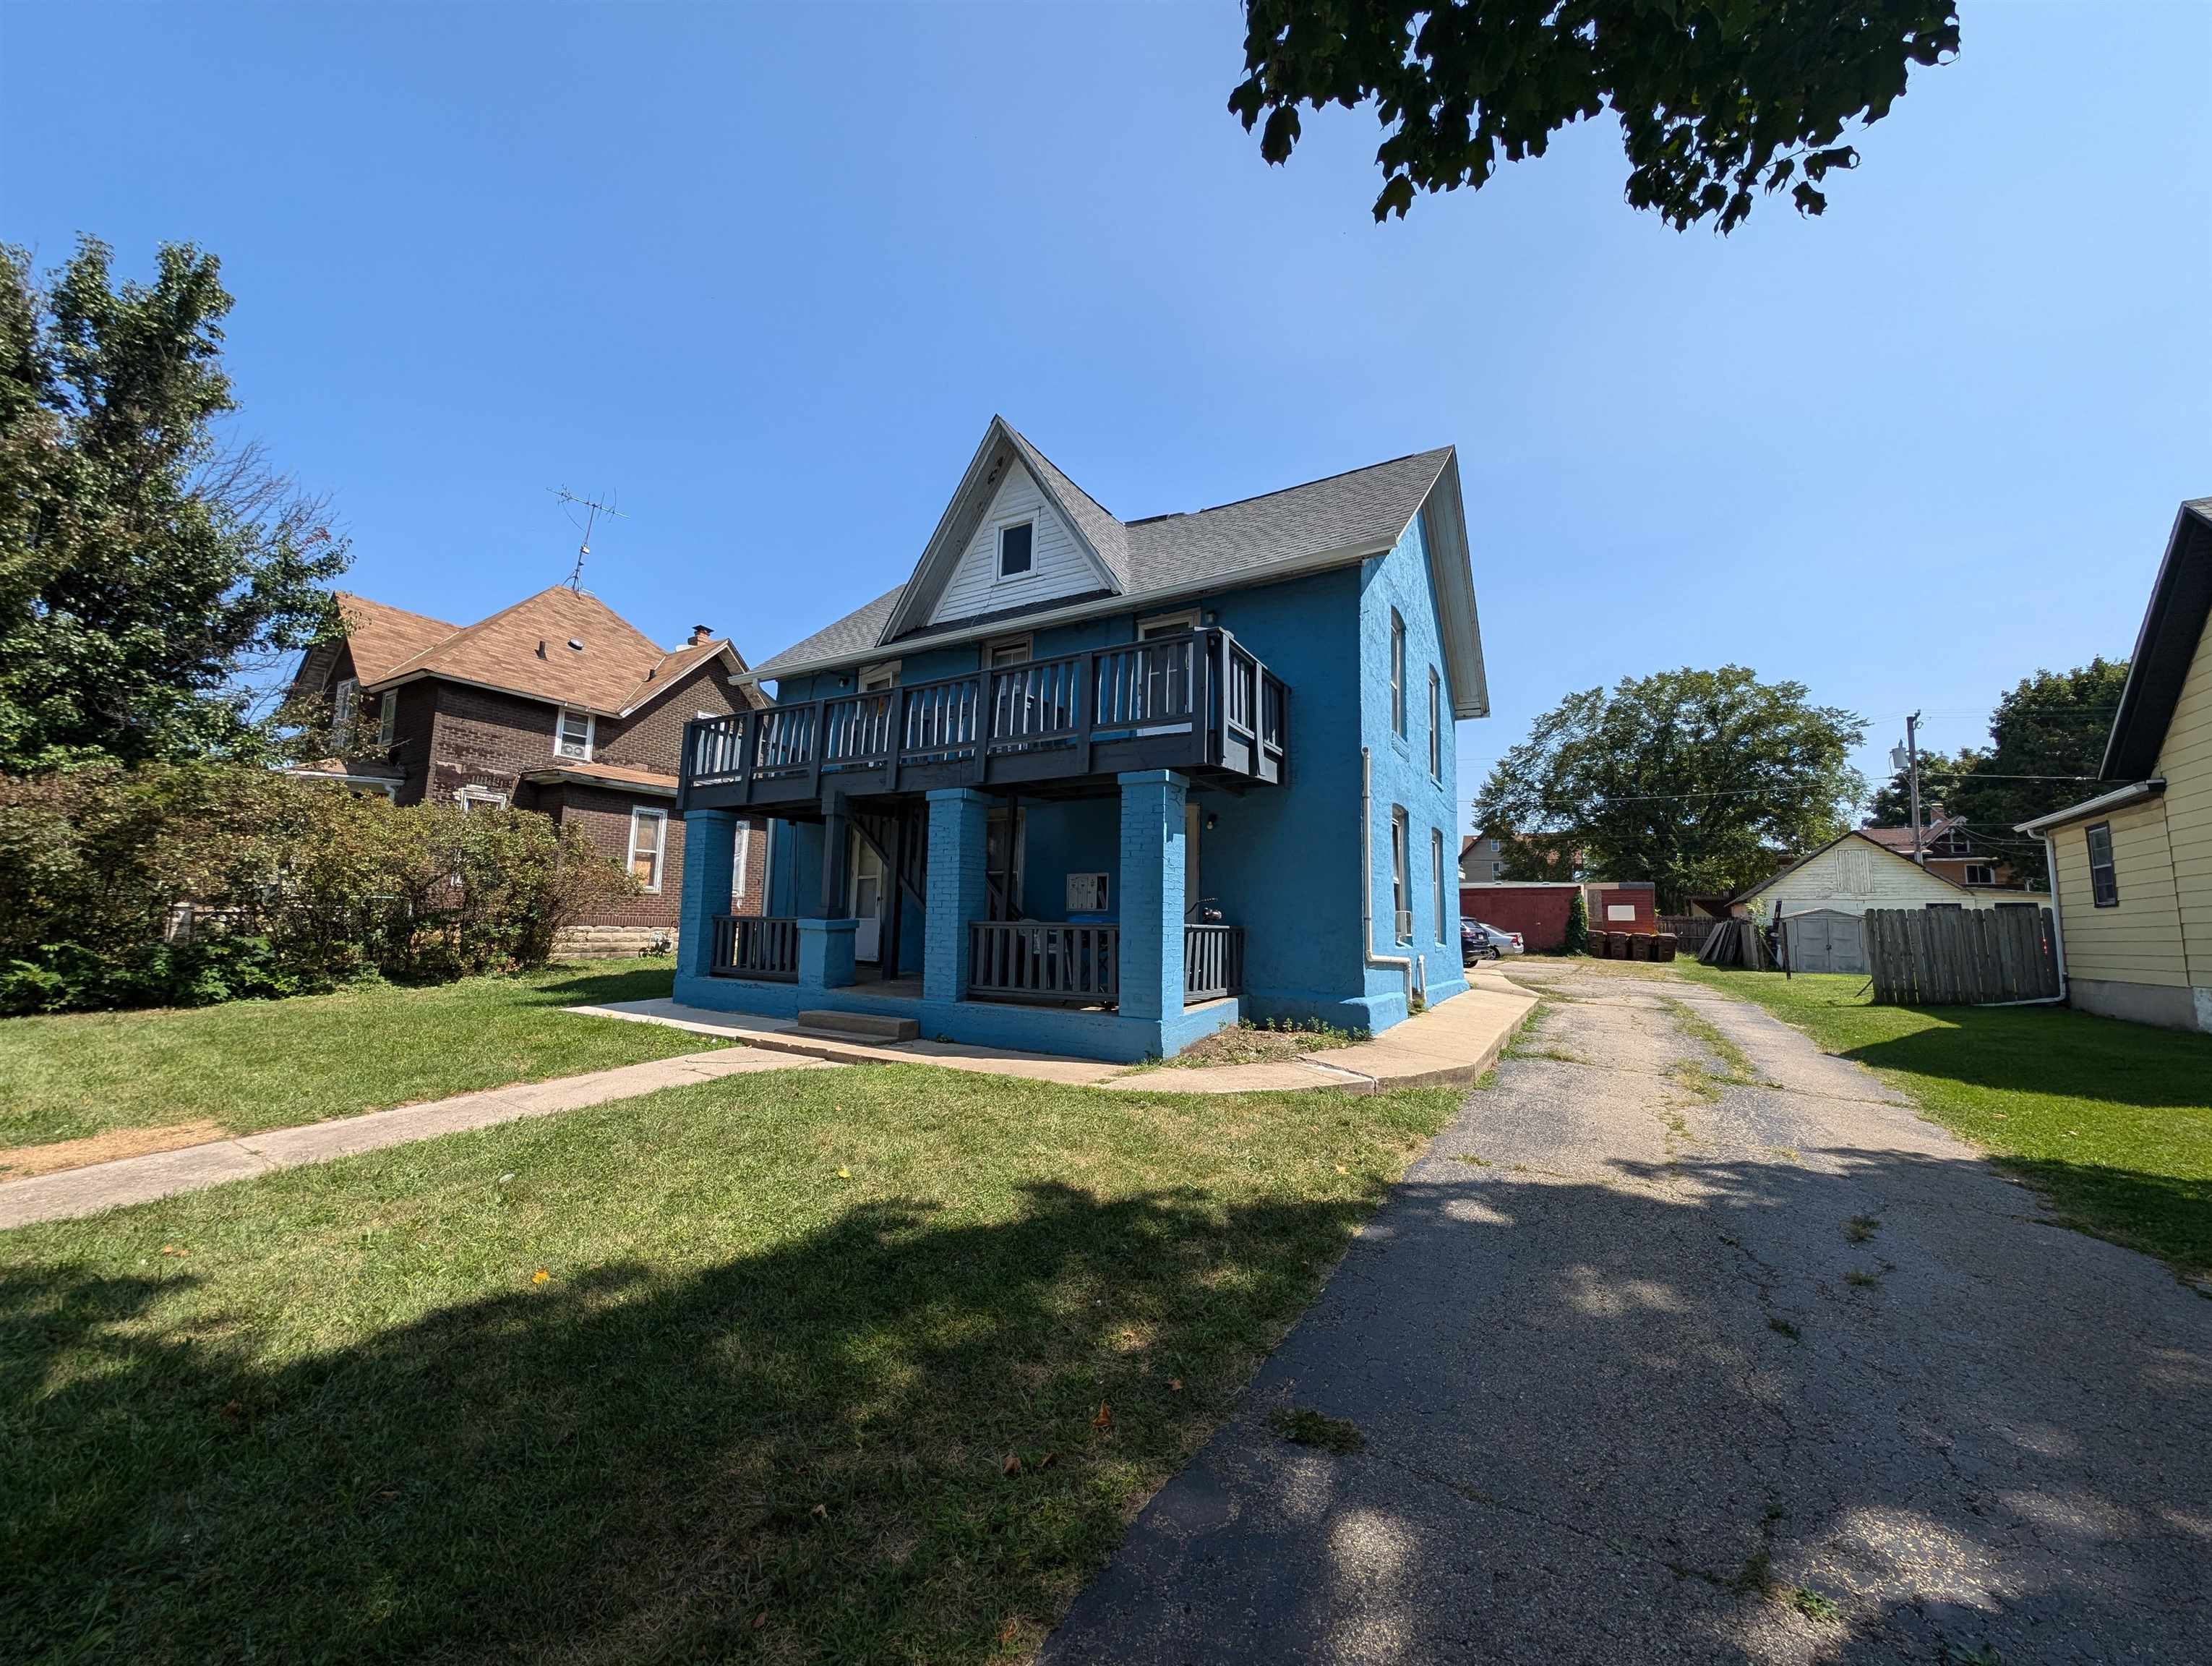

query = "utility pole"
[1906, 711, 1924, 864]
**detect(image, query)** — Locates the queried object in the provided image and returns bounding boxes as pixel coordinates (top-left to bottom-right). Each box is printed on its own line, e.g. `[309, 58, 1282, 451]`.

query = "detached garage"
[1731, 830, 2015, 974]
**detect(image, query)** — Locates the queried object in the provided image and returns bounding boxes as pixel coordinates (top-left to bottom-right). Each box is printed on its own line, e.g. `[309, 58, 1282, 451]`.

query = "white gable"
[927, 463, 1109, 627]
[1759, 836, 1997, 915]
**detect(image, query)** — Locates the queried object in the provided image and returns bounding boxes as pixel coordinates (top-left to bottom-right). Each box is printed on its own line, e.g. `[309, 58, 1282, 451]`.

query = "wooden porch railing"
[1183, 924, 1244, 1001]
[966, 920, 1120, 1007]
[711, 915, 799, 981]
[681, 626, 1288, 810]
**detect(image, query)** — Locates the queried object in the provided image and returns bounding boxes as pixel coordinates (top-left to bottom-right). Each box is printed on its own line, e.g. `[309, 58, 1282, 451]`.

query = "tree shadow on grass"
[519, 958, 677, 1009]
[1, 1181, 1375, 1664]
[1837, 1002, 2212, 1110]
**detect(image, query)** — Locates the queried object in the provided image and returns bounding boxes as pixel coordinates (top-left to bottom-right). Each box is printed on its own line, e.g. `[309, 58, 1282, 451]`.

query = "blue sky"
[5, 1, 2207, 828]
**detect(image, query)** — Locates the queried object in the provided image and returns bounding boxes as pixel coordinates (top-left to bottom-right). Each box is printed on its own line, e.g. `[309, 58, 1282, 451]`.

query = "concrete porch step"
[793, 1009, 920, 1044]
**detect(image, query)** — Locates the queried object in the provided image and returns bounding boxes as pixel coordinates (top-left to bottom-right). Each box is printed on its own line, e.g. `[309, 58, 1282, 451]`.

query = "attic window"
[998, 521, 1033, 579]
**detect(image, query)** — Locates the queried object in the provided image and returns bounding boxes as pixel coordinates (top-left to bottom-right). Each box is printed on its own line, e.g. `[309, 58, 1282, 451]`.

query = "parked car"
[1462, 918, 1524, 962]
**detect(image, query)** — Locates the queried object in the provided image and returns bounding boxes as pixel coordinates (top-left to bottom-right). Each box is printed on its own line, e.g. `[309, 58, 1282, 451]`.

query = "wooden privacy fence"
[1658, 914, 1719, 952]
[1863, 907, 2059, 1006]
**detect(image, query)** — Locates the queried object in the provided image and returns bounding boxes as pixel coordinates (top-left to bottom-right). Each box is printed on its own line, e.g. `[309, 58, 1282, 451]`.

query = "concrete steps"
[792, 1009, 920, 1045]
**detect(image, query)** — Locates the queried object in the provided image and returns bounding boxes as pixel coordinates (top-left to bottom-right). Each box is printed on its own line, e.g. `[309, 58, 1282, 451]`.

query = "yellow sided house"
[2019, 497, 2212, 1033]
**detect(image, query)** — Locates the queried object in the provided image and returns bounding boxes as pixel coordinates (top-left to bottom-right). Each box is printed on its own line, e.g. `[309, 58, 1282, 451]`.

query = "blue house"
[672, 418, 1488, 1062]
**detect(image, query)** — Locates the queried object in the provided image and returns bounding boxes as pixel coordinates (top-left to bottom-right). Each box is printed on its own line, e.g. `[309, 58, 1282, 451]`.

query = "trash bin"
[1655, 933, 1679, 962]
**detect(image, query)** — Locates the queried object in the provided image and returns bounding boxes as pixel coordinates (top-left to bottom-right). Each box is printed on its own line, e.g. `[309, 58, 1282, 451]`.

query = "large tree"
[1230, 0, 1960, 230]
[1475, 666, 1865, 910]
[1897, 661, 2127, 886]
[0, 237, 348, 774]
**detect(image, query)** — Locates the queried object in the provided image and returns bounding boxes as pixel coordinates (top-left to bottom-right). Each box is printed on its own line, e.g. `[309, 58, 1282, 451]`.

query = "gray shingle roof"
[750, 440, 1454, 678]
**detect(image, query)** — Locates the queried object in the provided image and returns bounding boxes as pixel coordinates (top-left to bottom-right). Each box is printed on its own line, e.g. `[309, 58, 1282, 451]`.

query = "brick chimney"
[687, 624, 713, 646]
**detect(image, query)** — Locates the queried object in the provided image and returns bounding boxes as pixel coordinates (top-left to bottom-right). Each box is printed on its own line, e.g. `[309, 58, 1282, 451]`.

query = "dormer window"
[333, 677, 359, 735]
[556, 706, 594, 761]
[998, 521, 1034, 579]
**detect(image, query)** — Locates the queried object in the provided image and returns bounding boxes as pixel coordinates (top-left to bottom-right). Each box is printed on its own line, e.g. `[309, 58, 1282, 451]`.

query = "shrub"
[0, 762, 633, 1013]
[1562, 887, 1590, 955]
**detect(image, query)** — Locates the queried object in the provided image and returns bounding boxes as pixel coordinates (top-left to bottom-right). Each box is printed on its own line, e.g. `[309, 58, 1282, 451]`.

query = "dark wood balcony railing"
[1183, 924, 1244, 1001]
[681, 628, 1287, 813]
[966, 920, 1120, 1007]
[711, 915, 799, 981]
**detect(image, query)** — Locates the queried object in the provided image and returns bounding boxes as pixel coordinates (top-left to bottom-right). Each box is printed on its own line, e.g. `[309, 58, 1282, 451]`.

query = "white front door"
[852, 834, 886, 962]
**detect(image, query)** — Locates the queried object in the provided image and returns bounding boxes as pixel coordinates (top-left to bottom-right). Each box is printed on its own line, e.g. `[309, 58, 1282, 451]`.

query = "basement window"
[2085, 822, 2118, 907]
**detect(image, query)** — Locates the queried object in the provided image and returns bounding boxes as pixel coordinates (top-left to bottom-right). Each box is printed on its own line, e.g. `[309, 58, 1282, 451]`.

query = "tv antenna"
[548, 486, 626, 591]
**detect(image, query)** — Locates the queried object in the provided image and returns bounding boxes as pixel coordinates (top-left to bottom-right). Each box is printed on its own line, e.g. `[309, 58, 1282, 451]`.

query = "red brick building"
[290, 586, 770, 954]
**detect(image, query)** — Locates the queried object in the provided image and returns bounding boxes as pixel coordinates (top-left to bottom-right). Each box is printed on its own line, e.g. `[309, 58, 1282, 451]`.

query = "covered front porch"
[672, 769, 1245, 1063]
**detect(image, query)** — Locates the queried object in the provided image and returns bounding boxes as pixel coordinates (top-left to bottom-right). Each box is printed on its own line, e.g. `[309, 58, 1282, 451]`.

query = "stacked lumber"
[1695, 919, 1771, 970]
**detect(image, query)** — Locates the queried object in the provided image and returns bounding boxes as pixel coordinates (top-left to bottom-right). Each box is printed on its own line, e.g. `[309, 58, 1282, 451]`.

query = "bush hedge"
[0, 764, 635, 1014]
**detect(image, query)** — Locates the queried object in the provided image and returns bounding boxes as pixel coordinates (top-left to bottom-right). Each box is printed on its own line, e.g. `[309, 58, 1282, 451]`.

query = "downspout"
[1360, 748, 1415, 1011]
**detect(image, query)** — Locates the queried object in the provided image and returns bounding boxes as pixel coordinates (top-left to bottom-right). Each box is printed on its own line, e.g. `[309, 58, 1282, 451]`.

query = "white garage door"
[1783, 910, 1866, 974]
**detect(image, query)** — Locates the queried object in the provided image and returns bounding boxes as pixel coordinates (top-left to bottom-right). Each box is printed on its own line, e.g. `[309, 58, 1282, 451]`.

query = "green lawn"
[0, 1064, 1457, 1664]
[1676, 966, 2212, 1279]
[0, 960, 713, 1154]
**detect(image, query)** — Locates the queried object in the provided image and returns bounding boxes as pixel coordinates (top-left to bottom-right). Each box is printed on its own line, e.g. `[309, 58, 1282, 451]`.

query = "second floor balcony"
[680, 627, 1287, 815]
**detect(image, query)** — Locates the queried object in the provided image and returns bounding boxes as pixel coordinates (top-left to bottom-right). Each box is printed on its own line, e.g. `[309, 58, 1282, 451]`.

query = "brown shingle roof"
[519, 759, 680, 794]
[338, 594, 461, 683]
[364, 585, 735, 716]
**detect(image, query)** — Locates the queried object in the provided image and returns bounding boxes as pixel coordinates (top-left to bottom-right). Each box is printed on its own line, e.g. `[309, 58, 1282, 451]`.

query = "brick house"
[289, 586, 770, 954]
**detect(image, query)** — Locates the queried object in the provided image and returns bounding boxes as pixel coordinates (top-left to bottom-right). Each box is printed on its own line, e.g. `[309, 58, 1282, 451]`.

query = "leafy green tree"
[1229, 0, 1960, 230]
[1864, 748, 1974, 826]
[1941, 660, 2127, 885]
[1475, 666, 1864, 912]
[1561, 886, 1590, 955]
[0, 237, 348, 773]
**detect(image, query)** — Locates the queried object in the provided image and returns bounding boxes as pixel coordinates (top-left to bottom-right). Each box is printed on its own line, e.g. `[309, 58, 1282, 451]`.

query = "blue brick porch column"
[1117, 770, 1188, 1023]
[680, 808, 738, 980]
[924, 788, 993, 1004]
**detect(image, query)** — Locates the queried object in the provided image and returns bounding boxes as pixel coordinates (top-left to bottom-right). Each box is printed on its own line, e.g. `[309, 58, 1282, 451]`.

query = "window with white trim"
[1390, 806, 1410, 942]
[998, 520, 1034, 578]
[629, 807, 667, 892]
[1427, 667, 1441, 777]
[733, 821, 755, 907]
[375, 690, 397, 749]
[456, 787, 507, 813]
[1963, 863, 1995, 887]
[556, 706, 594, 761]
[1389, 610, 1406, 737]
[333, 677, 359, 735]
[1431, 826, 1446, 944]
[2085, 822, 2118, 907]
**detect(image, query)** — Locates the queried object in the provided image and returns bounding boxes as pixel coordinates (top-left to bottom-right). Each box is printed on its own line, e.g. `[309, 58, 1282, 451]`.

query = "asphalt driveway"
[1042, 965, 2212, 1665]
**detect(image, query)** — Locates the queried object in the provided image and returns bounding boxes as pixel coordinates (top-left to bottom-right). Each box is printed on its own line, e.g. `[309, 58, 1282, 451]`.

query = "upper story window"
[2085, 822, 2118, 907]
[986, 637, 1032, 668]
[375, 690, 397, 749]
[1389, 610, 1407, 737]
[1963, 863, 1995, 887]
[556, 706, 594, 761]
[333, 677, 359, 735]
[998, 520, 1034, 579]
[1427, 667, 1441, 777]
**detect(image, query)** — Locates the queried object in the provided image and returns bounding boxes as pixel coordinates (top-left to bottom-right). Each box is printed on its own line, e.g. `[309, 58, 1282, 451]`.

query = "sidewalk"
[575, 971, 1535, 1096]
[0, 1045, 833, 1229]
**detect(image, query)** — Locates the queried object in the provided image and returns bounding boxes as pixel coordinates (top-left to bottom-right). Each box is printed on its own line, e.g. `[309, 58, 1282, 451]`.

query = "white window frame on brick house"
[630, 806, 668, 893]
[1389, 611, 1406, 737]
[375, 689, 397, 749]
[1391, 806, 1411, 942]
[733, 820, 755, 907]
[555, 706, 595, 761]
[1963, 862, 1995, 887]
[1427, 667, 1441, 778]
[455, 786, 507, 813]
[333, 676, 359, 736]
[1432, 826, 1446, 944]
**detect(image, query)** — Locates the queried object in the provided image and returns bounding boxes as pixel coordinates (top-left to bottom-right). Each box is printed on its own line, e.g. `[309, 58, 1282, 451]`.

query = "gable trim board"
[2102, 498, 2212, 781]
[748, 421, 1488, 719]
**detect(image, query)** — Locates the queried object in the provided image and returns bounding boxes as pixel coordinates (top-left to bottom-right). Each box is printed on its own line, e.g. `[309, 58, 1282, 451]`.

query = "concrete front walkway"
[0, 1046, 833, 1229]
[1042, 964, 2212, 1664]
[575, 973, 1536, 1095]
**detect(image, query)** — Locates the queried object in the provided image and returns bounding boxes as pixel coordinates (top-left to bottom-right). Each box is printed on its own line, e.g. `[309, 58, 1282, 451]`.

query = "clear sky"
[5, 1, 2207, 827]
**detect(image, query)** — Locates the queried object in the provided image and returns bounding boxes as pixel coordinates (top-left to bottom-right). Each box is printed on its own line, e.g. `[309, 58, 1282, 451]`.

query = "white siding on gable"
[928, 464, 1107, 627]
[1754, 837, 1999, 917]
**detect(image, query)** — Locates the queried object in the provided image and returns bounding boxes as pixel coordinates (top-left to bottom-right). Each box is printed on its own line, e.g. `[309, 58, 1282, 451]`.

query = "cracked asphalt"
[1041, 965, 2212, 1665]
